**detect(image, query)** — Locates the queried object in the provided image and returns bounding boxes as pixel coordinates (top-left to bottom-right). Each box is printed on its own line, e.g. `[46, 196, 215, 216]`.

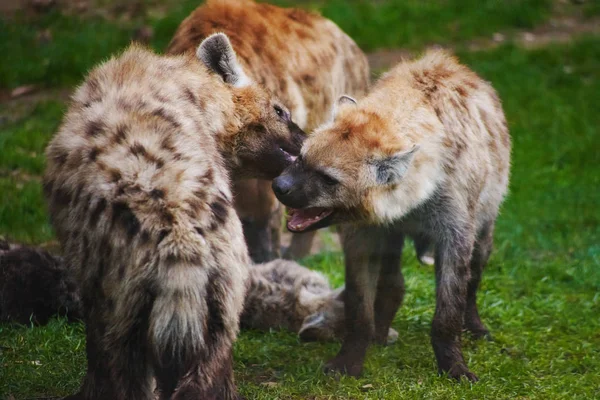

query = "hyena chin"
[273, 49, 511, 381]
[44, 33, 305, 400]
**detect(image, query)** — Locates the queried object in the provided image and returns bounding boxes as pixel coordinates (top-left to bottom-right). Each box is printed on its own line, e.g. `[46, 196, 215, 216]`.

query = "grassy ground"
[1, 1, 599, 399]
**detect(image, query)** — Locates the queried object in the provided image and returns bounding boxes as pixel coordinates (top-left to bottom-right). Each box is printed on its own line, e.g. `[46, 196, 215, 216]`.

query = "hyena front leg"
[324, 225, 382, 377]
[464, 221, 494, 340]
[431, 219, 477, 382]
[373, 229, 405, 345]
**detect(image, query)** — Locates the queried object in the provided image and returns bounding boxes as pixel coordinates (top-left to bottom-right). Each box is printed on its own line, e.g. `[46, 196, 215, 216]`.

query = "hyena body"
[44, 34, 304, 400]
[273, 50, 511, 380]
[168, 0, 370, 262]
[241, 258, 399, 343]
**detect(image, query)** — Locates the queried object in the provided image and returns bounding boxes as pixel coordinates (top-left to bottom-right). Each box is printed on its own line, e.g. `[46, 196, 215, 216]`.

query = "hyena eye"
[319, 171, 339, 186]
[274, 105, 289, 121]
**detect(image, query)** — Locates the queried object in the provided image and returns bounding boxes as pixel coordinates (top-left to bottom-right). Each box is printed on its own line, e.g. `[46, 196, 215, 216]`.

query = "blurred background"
[1, 1, 599, 399]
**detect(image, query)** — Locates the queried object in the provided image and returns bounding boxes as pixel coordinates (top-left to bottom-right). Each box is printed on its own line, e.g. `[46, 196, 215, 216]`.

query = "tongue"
[288, 208, 333, 232]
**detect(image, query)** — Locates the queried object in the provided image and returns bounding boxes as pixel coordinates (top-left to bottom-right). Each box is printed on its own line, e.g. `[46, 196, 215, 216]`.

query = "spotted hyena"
[167, 0, 370, 262]
[273, 50, 511, 380]
[44, 34, 305, 400]
[241, 258, 398, 343]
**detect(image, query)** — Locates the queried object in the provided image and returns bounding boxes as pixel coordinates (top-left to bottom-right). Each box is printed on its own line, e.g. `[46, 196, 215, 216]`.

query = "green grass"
[1, 1, 599, 399]
[1, 0, 562, 88]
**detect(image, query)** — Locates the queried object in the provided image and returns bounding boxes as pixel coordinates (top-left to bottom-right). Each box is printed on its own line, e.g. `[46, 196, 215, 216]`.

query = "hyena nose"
[272, 175, 294, 197]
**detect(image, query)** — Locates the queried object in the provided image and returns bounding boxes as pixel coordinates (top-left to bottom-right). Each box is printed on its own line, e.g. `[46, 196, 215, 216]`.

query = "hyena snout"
[272, 163, 312, 209]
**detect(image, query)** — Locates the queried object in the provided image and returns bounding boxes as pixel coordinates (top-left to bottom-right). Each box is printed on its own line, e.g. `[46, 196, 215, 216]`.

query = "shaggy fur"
[167, 0, 370, 262]
[44, 35, 304, 400]
[273, 50, 511, 380]
[0, 239, 81, 325]
[241, 259, 398, 343]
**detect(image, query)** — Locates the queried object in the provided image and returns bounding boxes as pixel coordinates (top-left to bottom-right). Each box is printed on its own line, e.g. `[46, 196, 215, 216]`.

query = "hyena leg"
[324, 225, 382, 377]
[373, 229, 405, 345]
[284, 230, 316, 260]
[68, 318, 117, 400]
[413, 233, 435, 265]
[168, 350, 238, 400]
[464, 221, 494, 340]
[234, 179, 277, 263]
[431, 224, 477, 382]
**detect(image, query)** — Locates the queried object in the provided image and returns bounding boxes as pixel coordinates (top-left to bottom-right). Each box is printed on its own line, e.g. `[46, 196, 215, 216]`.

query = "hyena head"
[297, 286, 345, 342]
[273, 95, 420, 232]
[198, 33, 307, 179]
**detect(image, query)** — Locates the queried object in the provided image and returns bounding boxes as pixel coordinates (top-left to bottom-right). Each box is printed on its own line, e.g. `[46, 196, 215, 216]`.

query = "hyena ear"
[329, 95, 358, 121]
[196, 33, 251, 88]
[373, 144, 420, 185]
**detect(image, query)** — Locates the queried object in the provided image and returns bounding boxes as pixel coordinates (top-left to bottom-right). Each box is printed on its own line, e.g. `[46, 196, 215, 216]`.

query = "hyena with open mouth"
[273, 50, 511, 380]
[44, 34, 305, 400]
[167, 0, 370, 262]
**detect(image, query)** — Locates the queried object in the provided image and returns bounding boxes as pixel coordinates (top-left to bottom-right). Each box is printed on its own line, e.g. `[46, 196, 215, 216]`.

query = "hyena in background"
[44, 34, 305, 400]
[167, 0, 370, 262]
[273, 50, 511, 380]
[241, 258, 399, 343]
[0, 239, 81, 325]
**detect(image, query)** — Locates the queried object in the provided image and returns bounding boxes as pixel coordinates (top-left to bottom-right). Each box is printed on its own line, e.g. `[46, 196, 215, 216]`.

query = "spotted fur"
[45, 36, 304, 400]
[167, 0, 370, 262]
[273, 50, 511, 380]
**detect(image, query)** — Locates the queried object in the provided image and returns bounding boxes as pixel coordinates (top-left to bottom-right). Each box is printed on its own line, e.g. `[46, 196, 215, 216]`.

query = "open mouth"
[287, 207, 334, 232]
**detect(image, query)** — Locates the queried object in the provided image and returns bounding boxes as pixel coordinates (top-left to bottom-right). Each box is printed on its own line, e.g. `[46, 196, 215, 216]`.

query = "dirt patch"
[368, 15, 600, 71]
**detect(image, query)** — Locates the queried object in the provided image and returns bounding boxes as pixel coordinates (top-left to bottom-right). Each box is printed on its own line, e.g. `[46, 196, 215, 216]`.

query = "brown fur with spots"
[44, 35, 305, 400]
[273, 50, 511, 380]
[167, 0, 370, 262]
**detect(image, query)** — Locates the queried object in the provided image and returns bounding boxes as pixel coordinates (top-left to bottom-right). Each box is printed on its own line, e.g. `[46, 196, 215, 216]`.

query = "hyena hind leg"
[464, 221, 495, 340]
[168, 351, 239, 400]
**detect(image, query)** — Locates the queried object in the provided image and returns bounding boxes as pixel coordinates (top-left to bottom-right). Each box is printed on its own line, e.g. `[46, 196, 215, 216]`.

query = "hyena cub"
[241, 258, 399, 343]
[273, 50, 511, 380]
[167, 0, 370, 262]
[44, 34, 305, 400]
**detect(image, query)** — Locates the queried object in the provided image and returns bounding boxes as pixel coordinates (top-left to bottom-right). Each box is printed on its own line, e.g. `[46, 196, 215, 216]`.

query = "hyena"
[167, 0, 370, 262]
[273, 50, 511, 380]
[44, 34, 305, 400]
[241, 258, 399, 343]
[0, 239, 81, 324]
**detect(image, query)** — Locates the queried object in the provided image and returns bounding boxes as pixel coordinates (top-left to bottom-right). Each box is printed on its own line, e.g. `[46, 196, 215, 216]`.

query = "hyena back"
[273, 50, 511, 380]
[167, 0, 370, 262]
[45, 35, 304, 400]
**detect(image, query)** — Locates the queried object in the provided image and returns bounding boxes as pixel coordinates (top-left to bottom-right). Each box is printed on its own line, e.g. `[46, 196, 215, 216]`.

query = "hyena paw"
[441, 363, 479, 383]
[323, 355, 363, 377]
[464, 324, 492, 341]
